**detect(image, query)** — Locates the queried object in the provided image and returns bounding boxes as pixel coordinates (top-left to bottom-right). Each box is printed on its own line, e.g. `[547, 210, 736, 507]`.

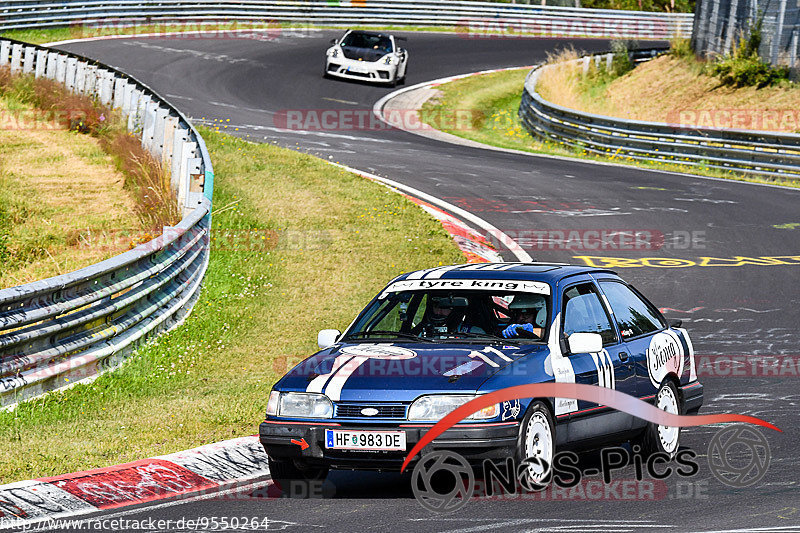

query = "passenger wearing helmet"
[501, 293, 546, 339]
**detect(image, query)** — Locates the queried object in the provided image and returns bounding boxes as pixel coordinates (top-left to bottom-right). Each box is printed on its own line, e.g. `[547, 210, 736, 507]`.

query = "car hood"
[276, 342, 549, 402]
[340, 46, 387, 62]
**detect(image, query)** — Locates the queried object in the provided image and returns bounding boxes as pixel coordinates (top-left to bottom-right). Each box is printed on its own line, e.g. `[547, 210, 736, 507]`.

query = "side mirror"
[318, 329, 341, 350]
[566, 332, 603, 354]
[330, 38, 337, 45]
[667, 318, 682, 329]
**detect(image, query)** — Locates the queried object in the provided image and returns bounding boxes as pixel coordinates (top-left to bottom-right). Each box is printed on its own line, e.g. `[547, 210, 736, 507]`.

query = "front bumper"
[325, 58, 397, 83]
[260, 419, 520, 470]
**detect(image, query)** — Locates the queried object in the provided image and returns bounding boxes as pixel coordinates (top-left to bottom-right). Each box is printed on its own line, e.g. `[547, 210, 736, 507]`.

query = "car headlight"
[270, 392, 333, 418]
[383, 54, 394, 65]
[329, 47, 339, 58]
[408, 395, 498, 421]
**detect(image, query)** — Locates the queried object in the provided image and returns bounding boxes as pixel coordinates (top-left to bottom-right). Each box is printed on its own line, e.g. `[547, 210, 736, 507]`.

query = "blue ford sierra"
[259, 263, 703, 484]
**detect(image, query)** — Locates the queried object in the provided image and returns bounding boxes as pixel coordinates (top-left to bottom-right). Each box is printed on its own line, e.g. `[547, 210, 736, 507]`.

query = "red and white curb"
[329, 162, 531, 263]
[0, 436, 272, 528]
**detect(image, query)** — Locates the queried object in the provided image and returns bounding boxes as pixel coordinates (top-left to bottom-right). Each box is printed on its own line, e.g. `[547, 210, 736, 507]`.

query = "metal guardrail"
[0, 37, 213, 408]
[518, 48, 800, 181]
[0, 1, 693, 39]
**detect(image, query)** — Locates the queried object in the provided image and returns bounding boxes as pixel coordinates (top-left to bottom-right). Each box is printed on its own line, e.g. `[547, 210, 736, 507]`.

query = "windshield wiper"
[344, 330, 436, 343]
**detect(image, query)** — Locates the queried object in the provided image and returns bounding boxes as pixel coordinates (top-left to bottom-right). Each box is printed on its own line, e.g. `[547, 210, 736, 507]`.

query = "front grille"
[336, 404, 407, 419]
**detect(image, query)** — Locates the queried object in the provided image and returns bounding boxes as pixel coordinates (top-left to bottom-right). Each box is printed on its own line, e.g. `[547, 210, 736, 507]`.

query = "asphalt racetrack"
[57, 30, 800, 532]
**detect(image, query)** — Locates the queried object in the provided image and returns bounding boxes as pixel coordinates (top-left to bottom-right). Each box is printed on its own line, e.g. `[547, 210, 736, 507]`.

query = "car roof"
[346, 30, 392, 38]
[396, 263, 619, 284]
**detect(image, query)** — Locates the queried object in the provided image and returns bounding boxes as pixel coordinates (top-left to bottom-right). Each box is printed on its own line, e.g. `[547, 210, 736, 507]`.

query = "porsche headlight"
[383, 54, 394, 65]
[273, 392, 333, 418]
[328, 47, 339, 58]
[408, 395, 498, 421]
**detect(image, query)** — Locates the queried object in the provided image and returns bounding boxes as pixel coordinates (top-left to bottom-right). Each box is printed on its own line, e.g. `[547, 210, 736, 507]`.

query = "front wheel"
[268, 457, 329, 496]
[635, 380, 682, 458]
[515, 401, 555, 489]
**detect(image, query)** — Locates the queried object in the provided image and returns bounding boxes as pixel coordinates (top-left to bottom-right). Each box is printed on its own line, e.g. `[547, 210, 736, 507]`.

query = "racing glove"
[502, 323, 535, 338]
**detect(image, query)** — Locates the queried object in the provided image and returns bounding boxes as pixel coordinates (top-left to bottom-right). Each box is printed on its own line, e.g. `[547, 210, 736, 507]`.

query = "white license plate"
[347, 65, 369, 74]
[325, 429, 406, 451]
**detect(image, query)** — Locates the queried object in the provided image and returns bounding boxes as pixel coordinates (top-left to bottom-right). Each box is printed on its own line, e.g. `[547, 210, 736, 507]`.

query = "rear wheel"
[268, 457, 329, 496]
[635, 380, 681, 458]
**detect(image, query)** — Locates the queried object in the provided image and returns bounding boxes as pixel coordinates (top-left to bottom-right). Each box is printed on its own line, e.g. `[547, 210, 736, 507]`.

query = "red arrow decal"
[290, 438, 309, 451]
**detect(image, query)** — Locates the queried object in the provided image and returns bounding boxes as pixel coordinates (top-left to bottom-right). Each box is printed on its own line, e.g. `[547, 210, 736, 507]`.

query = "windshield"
[344, 290, 550, 343]
[341, 32, 393, 53]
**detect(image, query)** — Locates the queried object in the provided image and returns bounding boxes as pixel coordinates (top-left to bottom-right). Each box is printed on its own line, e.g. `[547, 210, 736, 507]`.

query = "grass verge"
[0, 127, 463, 482]
[419, 64, 800, 189]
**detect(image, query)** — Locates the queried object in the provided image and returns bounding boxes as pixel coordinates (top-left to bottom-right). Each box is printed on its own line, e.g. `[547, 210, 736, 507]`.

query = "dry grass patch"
[537, 54, 800, 131]
[0, 101, 144, 288]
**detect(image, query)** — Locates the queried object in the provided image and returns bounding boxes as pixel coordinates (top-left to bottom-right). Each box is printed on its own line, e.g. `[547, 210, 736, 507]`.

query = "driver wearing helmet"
[501, 294, 546, 339]
[419, 295, 484, 337]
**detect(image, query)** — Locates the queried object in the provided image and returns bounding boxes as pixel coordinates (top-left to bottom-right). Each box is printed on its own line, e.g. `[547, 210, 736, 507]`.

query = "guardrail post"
[35, 50, 47, 77]
[122, 83, 136, 118]
[152, 107, 170, 160]
[171, 128, 189, 193]
[142, 101, 158, 150]
[65, 57, 78, 90]
[84, 65, 98, 96]
[128, 90, 143, 131]
[605, 52, 613, 70]
[23, 46, 35, 74]
[582, 56, 590, 75]
[46, 52, 58, 79]
[113, 77, 127, 109]
[177, 141, 197, 213]
[55, 54, 67, 83]
[75, 61, 86, 94]
[0, 41, 10, 66]
[134, 94, 151, 134]
[99, 70, 113, 105]
[10, 43, 23, 73]
[161, 116, 179, 169]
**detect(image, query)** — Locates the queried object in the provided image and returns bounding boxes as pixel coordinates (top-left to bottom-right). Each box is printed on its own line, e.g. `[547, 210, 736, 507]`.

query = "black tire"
[634, 380, 682, 458]
[515, 400, 555, 490]
[268, 457, 329, 496]
[388, 76, 398, 88]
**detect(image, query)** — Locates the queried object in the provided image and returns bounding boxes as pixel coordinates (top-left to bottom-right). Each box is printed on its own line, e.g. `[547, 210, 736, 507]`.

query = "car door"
[560, 281, 636, 441]
[596, 279, 669, 429]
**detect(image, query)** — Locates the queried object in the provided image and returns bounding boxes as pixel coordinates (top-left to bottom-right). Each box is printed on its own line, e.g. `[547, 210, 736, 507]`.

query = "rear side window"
[599, 281, 664, 340]
[561, 283, 617, 346]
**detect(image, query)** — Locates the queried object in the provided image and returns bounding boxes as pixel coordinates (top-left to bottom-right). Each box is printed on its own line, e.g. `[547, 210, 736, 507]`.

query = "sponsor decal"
[646, 332, 685, 388]
[501, 399, 521, 421]
[381, 278, 551, 297]
[339, 345, 417, 360]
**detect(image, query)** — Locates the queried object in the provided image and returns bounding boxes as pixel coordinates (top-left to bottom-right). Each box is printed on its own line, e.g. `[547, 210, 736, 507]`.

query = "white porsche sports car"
[324, 30, 408, 87]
